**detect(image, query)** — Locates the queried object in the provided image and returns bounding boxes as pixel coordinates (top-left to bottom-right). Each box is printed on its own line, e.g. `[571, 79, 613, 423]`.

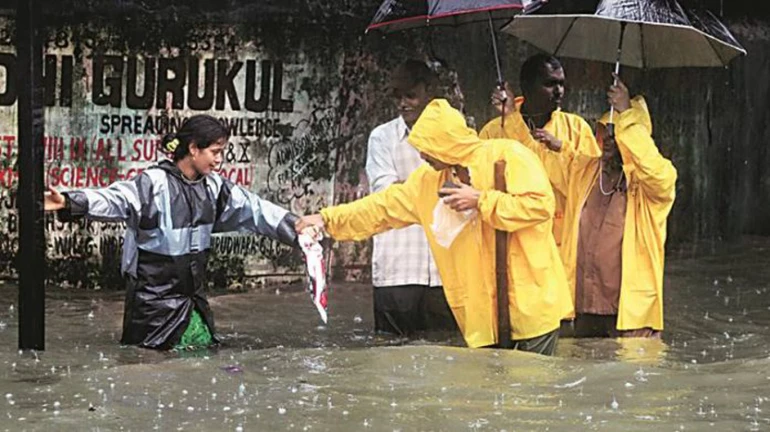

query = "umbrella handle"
[488, 13, 507, 128]
[608, 22, 627, 135]
[487, 13, 505, 87]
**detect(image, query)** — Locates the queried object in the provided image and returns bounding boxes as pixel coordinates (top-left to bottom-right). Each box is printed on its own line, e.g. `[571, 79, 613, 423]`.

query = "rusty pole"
[17, 0, 46, 350]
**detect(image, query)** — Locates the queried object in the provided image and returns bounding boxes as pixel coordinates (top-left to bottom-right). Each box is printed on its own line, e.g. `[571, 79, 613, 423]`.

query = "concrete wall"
[0, 1, 767, 287]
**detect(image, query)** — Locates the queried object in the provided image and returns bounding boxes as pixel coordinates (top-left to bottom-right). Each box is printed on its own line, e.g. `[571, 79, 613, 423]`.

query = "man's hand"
[439, 183, 481, 212]
[44, 186, 66, 211]
[490, 82, 515, 116]
[607, 73, 631, 114]
[295, 214, 325, 234]
[532, 128, 563, 152]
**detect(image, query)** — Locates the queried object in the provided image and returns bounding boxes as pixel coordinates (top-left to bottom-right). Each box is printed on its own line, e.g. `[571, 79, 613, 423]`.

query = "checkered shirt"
[365, 117, 442, 287]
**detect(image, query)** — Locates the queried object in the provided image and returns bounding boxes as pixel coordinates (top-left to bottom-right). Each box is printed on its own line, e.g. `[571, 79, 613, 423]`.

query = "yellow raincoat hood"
[599, 96, 652, 174]
[408, 99, 481, 166]
[599, 96, 652, 133]
[321, 99, 572, 347]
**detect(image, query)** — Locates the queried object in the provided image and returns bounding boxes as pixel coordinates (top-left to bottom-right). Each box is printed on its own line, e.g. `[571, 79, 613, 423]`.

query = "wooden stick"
[494, 160, 512, 348]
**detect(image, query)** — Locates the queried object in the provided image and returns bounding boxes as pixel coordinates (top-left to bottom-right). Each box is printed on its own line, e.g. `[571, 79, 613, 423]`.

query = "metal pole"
[17, 0, 46, 351]
[488, 13, 508, 128]
[607, 22, 626, 137]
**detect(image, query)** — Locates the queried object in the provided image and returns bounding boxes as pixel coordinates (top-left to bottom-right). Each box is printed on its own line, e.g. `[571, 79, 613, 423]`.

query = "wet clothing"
[520, 96, 676, 333]
[566, 314, 660, 339]
[479, 98, 598, 247]
[175, 309, 213, 350]
[575, 175, 627, 315]
[373, 285, 457, 336]
[321, 99, 572, 350]
[486, 328, 560, 355]
[366, 117, 448, 334]
[59, 160, 298, 349]
[366, 116, 442, 288]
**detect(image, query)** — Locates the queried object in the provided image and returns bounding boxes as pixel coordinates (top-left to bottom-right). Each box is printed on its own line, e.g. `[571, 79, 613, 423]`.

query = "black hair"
[519, 54, 563, 95]
[160, 114, 229, 162]
[389, 59, 438, 96]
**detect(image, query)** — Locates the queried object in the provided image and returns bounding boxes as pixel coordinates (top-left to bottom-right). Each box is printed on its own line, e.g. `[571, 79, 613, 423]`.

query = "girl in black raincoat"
[44, 115, 299, 350]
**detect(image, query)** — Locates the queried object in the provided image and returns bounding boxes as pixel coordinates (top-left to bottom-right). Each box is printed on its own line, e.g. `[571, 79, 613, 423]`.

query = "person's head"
[596, 122, 621, 168]
[519, 54, 565, 115]
[419, 152, 452, 171]
[160, 114, 228, 176]
[389, 59, 438, 127]
[408, 99, 481, 171]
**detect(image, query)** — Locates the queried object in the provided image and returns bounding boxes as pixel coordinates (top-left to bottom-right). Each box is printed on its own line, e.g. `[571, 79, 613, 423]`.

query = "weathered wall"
[0, 1, 767, 288]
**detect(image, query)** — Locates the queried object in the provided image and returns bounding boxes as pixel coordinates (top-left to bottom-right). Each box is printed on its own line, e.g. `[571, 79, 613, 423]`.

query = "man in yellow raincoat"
[478, 55, 598, 247]
[521, 75, 677, 337]
[296, 99, 573, 355]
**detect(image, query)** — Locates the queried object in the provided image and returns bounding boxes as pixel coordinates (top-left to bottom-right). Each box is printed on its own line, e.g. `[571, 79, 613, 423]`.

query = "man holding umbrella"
[495, 0, 747, 337]
[479, 54, 599, 247]
[517, 75, 677, 338]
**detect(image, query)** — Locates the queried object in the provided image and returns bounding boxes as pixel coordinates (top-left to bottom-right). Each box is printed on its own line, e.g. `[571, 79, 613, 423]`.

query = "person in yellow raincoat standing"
[296, 99, 573, 355]
[520, 74, 677, 337]
[478, 55, 599, 247]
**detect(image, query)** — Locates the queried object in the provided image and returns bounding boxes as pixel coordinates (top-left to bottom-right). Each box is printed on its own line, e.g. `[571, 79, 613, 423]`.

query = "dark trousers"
[561, 314, 661, 338]
[487, 328, 560, 356]
[373, 285, 458, 336]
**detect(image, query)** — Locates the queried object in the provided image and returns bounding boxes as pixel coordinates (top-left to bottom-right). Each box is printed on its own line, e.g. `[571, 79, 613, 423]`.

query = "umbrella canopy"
[366, 0, 547, 125]
[366, 0, 544, 33]
[501, 0, 746, 68]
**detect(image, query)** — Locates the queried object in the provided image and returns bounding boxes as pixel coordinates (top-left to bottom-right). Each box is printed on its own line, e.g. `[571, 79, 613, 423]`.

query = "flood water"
[1, 237, 769, 431]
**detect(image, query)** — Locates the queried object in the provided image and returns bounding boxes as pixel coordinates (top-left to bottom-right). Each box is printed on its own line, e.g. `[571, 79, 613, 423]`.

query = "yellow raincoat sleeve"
[320, 167, 425, 241]
[479, 112, 598, 198]
[615, 97, 677, 205]
[476, 144, 556, 233]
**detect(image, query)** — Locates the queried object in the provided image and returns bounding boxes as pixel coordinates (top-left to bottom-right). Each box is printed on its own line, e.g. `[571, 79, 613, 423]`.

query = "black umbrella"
[367, 0, 548, 112]
[502, 0, 746, 126]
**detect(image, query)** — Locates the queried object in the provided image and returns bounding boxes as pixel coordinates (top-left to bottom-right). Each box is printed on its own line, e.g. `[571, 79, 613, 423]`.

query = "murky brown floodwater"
[1, 237, 769, 431]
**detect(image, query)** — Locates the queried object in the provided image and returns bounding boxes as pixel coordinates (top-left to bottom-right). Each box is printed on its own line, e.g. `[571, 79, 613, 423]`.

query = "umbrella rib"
[552, 17, 578, 57]
[702, 31, 729, 66]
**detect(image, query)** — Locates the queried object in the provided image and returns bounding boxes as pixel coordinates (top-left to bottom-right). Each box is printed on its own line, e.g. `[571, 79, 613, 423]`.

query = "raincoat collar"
[407, 99, 482, 167]
[157, 159, 206, 185]
[515, 96, 563, 128]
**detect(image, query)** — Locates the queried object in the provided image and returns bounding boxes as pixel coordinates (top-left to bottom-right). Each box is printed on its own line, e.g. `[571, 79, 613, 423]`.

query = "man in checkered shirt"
[365, 60, 457, 337]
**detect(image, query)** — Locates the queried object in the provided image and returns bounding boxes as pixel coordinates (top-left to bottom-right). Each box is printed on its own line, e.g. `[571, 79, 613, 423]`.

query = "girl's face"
[190, 137, 226, 176]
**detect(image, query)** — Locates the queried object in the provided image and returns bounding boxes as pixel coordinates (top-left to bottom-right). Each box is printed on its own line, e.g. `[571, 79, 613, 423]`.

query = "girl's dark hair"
[160, 115, 229, 161]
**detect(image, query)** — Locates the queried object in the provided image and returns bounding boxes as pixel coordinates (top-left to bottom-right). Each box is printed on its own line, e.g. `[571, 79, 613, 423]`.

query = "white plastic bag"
[298, 228, 328, 324]
[430, 199, 476, 248]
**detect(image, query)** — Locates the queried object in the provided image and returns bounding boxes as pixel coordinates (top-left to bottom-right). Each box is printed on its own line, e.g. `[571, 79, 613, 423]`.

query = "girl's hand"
[44, 186, 66, 211]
